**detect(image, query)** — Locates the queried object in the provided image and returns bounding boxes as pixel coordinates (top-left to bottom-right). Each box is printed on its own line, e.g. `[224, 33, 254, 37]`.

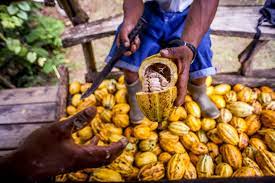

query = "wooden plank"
[0, 150, 14, 157]
[0, 123, 45, 149]
[212, 74, 275, 88]
[0, 86, 58, 106]
[219, 0, 264, 6]
[62, 6, 275, 47]
[0, 103, 56, 125]
[211, 6, 275, 40]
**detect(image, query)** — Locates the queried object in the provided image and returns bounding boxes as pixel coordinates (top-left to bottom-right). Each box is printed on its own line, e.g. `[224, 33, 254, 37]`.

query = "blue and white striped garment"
[145, 0, 193, 12]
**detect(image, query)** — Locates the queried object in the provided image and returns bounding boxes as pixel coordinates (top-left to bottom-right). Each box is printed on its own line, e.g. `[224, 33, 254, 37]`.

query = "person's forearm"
[182, 0, 219, 47]
[123, 0, 144, 25]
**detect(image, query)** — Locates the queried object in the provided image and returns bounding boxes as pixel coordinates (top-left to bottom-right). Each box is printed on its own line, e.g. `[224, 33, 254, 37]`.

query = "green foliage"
[0, 1, 65, 87]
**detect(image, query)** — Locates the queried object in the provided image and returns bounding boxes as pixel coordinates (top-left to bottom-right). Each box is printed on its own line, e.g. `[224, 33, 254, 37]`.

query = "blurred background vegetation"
[0, 0, 274, 87]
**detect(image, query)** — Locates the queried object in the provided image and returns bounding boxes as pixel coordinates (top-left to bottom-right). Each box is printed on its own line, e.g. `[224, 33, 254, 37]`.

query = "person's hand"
[7, 107, 128, 180]
[116, 21, 140, 56]
[160, 46, 194, 106]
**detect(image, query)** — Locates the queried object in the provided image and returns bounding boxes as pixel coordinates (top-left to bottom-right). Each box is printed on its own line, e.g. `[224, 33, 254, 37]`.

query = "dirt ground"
[44, 0, 275, 82]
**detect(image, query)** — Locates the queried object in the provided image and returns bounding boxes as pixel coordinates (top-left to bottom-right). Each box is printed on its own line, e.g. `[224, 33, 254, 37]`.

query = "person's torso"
[145, 0, 193, 12]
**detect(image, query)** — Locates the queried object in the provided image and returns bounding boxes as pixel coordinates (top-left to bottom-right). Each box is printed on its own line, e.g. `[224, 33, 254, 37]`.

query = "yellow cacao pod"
[136, 86, 177, 122]
[245, 114, 261, 136]
[139, 139, 157, 152]
[260, 86, 273, 93]
[69, 81, 81, 95]
[230, 117, 247, 133]
[160, 140, 186, 154]
[151, 144, 162, 156]
[71, 94, 82, 107]
[206, 86, 214, 96]
[197, 130, 209, 144]
[185, 115, 201, 132]
[94, 88, 108, 102]
[209, 95, 226, 109]
[159, 130, 179, 143]
[106, 79, 117, 94]
[226, 101, 254, 117]
[249, 138, 267, 151]
[158, 152, 172, 164]
[140, 118, 158, 130]
[118, 75, 125, 84]
[185, 95, 193, 102]
[137, 162, 165, 181]
[185, 101, 201, 118]
[102, 94, 115, 109]
[243, 157, 263, 176]
[190, 142, 208, 155]
[77, 97, 97, 112]
[112, 113, 130, 128]
[168, 121, 190, 136]
[217, 123, 239, 145]
[206, 142, 219, 159]
[115, 89, 127, 104]
[266, 101, 275, 110]
[205, 76, 212, 87]
[90, 168, 123, 182]
[232, 167, 256, 177]
[201, 118, 216, 131]
[55, 174, 67, 182]
[214, 154, 223, 165]
[167, 153, 189, 180]
[66, 105, 77, 115]
[68, 171, 88, 181]
[258, 92, 272, 106]
[189, 152, 200, 165]
[220, 144, 242, 170]
[98, 80, 109, 89]
[90, 116, 104, 135]
[80, 83, 92, 93]
[168, 106, 187, 122]
[112, 103, 130, 114]
[265, 130, 275, 152]
[180, 131, 200, 150]
[237, 87, 254, 103]
[147, 131, 158, 141]
[255, 149, 275, 176]
[184, 162, 197, 179]
[252, 101, 263, 114]
[213, 84, 231, 95]
[77, 125, 92, 141]
[135, 152, 157, 168]
[261, 110, 275, 128]
[133, 125, 151, 140]
[196, 154, 214, 178]
[104, 123, 123, 135]
[224, 91, 237, 103]
[242, 145, 256, 160]
[233, 83, 245, 93]
[207, 128, 223, 144]
[217, 108, 232, 123]
[238, 132, 249, 150]
[100, 109, 112, 123]
[215, 163, 233, 177]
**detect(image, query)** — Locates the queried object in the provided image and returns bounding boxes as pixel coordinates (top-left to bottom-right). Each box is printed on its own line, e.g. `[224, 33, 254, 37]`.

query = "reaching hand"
[160, 45, 194, 106]
[116, 22, 141, 56]
[7, 107, 128, 180]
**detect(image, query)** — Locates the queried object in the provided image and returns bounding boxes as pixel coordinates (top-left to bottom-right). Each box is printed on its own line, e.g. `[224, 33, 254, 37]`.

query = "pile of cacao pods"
[56, 75, 275, 182]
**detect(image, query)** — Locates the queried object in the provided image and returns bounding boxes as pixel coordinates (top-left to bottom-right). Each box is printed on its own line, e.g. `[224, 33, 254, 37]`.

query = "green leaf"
[32, 47, 49, 57]
[26, 52, 37, 63]
[43, 61, 54, 73]
[17, 2, 31, 12]
[17, 10, 28, 20]
[7, 4, 19, 15]
[11, 16, 23, 26]
[6, 38, 21, 54]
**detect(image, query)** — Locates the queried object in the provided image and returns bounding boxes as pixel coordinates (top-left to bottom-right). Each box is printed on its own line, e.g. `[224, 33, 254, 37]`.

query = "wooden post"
[57, 0, 97, 74]
[238, 40, 269, 76]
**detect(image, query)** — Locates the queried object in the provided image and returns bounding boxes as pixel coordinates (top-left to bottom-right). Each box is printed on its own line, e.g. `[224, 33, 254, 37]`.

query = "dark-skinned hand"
[160, 45, 194, 106]
[4, 107, 128, 180]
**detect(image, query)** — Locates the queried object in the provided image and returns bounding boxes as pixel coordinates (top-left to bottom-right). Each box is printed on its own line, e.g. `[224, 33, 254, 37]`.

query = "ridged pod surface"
[217, 123, 239, 145]
[209, 95, 226, 109]
[135, 152, 157, 168]
[168, 121, 190, 136]
[265, 130, 275, 152]
[249, 138, 267, 151]
[242, 157, 263, 176]
[167, 153, 189, 180]
[185, 115, 201, 132]
[160, 140, 186, 154]
[226, 101, 254, 117]
[168, 106, 187, 122]
[261, 110, 275, 128]
[213, 84, 231, 95]
[245, 114, 261, 136]
[196, 155, 214, 178]
[184, 162, 197, 179]
[185, 101, 201, 118]
[255, 149, 275, 176]
[137, 162, 165, 181]
[220, 144, 242, 170]
[180, 132, 200, 150]
[217, 108, 232, 123]
[230, 117, 247, 133]
[90, 168, 123, 182]
[232, 167, 256, 177]
[215, 163, 233, 177]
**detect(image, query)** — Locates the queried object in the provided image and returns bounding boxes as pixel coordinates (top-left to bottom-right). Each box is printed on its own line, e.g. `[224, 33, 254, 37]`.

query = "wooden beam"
[0, 86, 57, 106]
[0, 150, 14, 157]
[85, 71, 123, 83]
[0, 123, 45, 149]
[212, 74, 275, 88]
[56, 65, 69, 120]
[0, 103, 56, 125]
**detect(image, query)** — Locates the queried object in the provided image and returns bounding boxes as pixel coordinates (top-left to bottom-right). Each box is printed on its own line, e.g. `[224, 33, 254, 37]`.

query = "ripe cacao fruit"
[242, 145, 256, 160]
[167, 153, 188, 180]
[226, 101, 254, 117]
[215, 163, 233, 177]
[252, 101, 262, 114]
[238, 132, 249, 150]
[139, 139, 157, 152]
[249, 138, 267, 151]
[180, 132, 200, 150]
[68, 171, 88, 181]
[207, 142, 219, 159]
[217, 108, 232, 123]
[102, 94, 115, 109]
[190, 142, 208, 155]
[205, 76, 212, 87]
[185, 101, 201, 118]
[168, 121, 190, 136]
[135, 152, 157, 168]
[196, 154, 214, 178]
[158, 152, 172, 164]
[209, 95, 226, 109]
[90, 168, 123, 182]
[80, 83, 92, 93]
[213, 84, 231, 95]
[265, 129, 275, 152]
[159, 130, 179, 143]
[77, 126, 92, 141]
[233, 83, 245, 92]
[100, 109, 112, 123]
[245, 114, 261, 136]
[243, 157, 263, 176]
[168, 106, 187, 122]
[94, 88, 108, 102]
[224, 91, 237, 103]
[261, 110, 275, 128]
[237, 87, 254, 103]
[197, 130, 208, 143]
[201, 118, 216, 131]
[160, 140, 186, 154]
[137, 162, 165, 181]
[184, 162, 197, 179]
[112, 113, 129, 128]
[207, 128, 223, 144]
[185, 115, 201, 132]
[115, 89, 127, 104]
[232, 167, 256, 177]
[220, 144, 242, 170]
[133, 125, 151, 140]
[230, 117, 247, 133]
[112, 103, 130, 114]
[255, 149, 275, 176]
[69, 81, 81, 95]
[217, 123, 239, 145]
[258, 92, 272, 106]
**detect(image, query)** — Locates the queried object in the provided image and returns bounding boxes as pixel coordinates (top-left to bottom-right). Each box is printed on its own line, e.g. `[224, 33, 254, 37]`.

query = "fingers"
[124, 35, 140, 56]
[160, 47, 183, 59]
[59, 107, 97, 134]
[90, 136, 100, 145]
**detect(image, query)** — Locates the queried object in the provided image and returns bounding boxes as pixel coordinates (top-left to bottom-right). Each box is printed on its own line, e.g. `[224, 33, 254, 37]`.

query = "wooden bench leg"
[238, 40, 269, 76]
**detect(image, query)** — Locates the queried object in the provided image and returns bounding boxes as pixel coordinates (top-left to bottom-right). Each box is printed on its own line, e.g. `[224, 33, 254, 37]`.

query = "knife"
[81, 17, 147, 99]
